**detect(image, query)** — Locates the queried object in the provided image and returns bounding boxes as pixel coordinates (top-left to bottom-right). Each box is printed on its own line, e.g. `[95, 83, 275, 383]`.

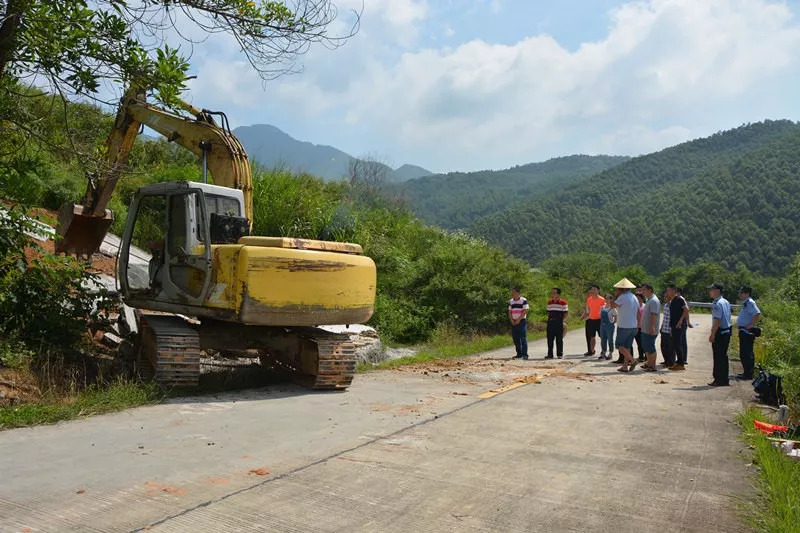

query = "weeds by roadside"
[736, 407, 800, 532]
[0, 379, 161, 430]
[358, 334, 515, 372]
[358, 320, 582, 372]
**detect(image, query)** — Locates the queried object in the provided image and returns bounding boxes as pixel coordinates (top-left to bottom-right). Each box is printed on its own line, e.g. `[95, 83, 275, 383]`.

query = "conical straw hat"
[614, 278, 637, 289]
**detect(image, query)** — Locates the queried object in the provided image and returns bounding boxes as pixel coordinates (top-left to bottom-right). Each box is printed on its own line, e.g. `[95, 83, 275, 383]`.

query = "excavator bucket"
[54, 203, 114, 256]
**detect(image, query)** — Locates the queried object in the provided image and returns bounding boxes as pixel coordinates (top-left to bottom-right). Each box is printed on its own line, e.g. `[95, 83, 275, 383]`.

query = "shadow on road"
[672, 385, 716, 392]
[162, 364, 342, 405]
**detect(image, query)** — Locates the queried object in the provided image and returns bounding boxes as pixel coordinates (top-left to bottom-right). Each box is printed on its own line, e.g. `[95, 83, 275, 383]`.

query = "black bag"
[751, 326, 762, 338]
[210, 213, 250, 244]
[752, 366, 784, 406]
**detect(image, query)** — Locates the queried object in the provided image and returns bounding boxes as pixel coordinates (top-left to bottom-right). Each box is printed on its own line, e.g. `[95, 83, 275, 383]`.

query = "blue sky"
[181, 0, 800, 172]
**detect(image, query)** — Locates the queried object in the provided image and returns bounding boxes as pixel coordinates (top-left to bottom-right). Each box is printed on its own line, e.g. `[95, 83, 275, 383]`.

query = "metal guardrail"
[688, 301, 741, 310]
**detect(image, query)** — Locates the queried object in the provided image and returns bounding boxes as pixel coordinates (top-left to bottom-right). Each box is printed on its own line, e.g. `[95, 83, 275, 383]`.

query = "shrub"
[756, 254, 800, 419]
[0, 339, 34, 369]
[0, 207, 113, 358]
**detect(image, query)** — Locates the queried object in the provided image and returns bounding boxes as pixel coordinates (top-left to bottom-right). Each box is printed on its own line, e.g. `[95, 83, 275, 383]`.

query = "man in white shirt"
[611, 278, 640, 372]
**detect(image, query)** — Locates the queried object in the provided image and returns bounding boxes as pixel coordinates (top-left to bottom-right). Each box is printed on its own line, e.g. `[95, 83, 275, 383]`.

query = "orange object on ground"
[754, 420, 788, 434]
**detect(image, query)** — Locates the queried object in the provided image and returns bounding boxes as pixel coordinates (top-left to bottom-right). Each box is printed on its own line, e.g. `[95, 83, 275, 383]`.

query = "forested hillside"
[397, 155, 628, 229]
[470, 120, 800, 275]
[0, 88, 541, 344]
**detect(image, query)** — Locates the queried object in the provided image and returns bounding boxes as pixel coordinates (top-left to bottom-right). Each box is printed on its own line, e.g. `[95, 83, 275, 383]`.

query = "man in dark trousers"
[736, 285, 761, 380]
[708, 283, 732, 386]
[581, 285, 604, 356]
[668, 284, 689, 371]
[676, 287, 692, 362]
[509, 286, 529, 360]
[546, 287, 569, 359]
[660, 286, 675, 367]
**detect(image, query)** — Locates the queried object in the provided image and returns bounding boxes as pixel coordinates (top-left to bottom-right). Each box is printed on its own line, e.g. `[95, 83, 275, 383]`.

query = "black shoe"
[557, 355, 563, 359]
[513, 355, 523, 359]
[735, 373, 752, 380]
[708, 381, 730, 387]
[544, 355, 554, 359]
[522, 357, 529, 360]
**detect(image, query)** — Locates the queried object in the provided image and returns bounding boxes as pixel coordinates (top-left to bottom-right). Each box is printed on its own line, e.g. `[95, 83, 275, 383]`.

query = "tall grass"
[250, 166, 350, 240]
[0, 379, 161, 430]
[757, 289, 800, 421]
[736, 408, 800, 532]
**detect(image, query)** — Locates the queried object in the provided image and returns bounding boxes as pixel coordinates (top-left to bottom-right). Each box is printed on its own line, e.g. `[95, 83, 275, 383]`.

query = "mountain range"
[468, 120, 800, 275]
[233, 119, 800, 276]
[234, 124, 432, 182]
[394, 155, 629, 230]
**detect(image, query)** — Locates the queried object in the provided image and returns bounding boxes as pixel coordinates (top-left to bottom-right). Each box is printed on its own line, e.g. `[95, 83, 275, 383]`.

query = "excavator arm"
[56, 88, 253, 255]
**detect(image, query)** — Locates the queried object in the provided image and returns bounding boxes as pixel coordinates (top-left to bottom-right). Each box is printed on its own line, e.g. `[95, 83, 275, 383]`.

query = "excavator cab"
[55, 87, 252, 257]
[119, 181, 245, 307]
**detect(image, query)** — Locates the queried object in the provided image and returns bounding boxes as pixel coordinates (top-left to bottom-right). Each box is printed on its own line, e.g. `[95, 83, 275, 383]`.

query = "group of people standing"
[509, 280, 762, 385]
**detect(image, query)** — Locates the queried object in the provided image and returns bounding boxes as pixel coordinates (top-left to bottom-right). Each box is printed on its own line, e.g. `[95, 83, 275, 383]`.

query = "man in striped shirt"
[546, 288, 569, 359]
[509, 287, 529, 360]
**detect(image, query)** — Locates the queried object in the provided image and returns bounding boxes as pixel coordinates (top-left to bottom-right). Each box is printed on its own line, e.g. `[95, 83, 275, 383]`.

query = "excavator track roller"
[284, 329, 357, 390]
[255, 328, 357, 390]
[140, 315, 201, 387]
[135, 318, 357, 390]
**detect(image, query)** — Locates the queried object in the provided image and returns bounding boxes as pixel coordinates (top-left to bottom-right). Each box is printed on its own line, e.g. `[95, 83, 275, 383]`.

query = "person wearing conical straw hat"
[611, 278, 640, 372]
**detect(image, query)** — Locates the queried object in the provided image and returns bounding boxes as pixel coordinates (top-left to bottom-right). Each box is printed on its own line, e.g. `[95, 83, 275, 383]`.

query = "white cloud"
[379, 0, 428, 25]
[185, 0, 800, 171]
[186, 58, 264, 108]
[346, 0, 800, 168]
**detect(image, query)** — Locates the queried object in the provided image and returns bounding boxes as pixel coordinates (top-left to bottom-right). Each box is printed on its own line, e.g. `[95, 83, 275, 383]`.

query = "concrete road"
[0, 315, 752, 532]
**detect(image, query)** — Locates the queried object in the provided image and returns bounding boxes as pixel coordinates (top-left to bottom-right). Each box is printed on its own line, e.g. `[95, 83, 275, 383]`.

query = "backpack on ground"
[752, 366, 785, 407]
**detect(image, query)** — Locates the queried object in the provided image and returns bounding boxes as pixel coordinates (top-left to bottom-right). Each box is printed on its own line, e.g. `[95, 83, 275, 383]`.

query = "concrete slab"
[0, 315, 753, 532]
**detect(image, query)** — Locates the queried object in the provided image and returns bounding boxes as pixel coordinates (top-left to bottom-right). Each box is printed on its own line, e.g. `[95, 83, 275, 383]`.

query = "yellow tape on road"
[478, 371, 551, 399]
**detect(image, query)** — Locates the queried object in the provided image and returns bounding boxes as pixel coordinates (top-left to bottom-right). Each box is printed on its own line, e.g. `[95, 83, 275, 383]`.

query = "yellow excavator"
[56, 88, 376, 389]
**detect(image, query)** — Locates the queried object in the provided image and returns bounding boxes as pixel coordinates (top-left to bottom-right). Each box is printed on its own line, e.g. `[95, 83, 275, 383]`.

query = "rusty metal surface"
[238, 236, 363, 255]
[140, 315, 201, 387]
[240, 296, 374, 327]
[257, 327, 356, 390]
[246, 256, 349, 273]
[195, 322, 356, 390]
[126, 298, 239, 322]
[54, 204, 114, 256]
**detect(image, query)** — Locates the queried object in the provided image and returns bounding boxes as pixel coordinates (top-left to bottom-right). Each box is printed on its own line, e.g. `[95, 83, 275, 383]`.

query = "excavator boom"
[56, 88, 253, 255]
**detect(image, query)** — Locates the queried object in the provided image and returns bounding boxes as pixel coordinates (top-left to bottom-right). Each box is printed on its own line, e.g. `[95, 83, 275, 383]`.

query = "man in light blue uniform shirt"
[708, 283, 732, 386]
[736, 285, 761, 380]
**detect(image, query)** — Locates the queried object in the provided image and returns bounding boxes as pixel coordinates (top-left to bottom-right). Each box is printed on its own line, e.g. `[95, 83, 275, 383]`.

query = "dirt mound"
[0, 369, 42, 406]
